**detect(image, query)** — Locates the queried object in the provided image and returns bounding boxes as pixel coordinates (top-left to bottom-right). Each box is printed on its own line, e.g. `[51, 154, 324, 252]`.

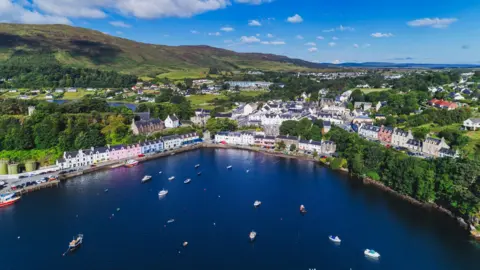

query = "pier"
[14, 180, 60, 195]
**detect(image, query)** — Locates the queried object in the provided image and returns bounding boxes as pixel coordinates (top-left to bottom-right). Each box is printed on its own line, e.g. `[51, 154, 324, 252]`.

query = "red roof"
[428, 99, 457, 108]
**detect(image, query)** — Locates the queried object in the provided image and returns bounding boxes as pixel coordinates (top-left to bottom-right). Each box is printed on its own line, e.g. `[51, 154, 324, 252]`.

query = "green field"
[186, 91, 266, 109]
[360, 88, 391, 94]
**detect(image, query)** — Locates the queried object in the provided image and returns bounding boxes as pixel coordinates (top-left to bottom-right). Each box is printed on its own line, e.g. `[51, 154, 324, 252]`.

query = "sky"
[1, 0, 480, 64]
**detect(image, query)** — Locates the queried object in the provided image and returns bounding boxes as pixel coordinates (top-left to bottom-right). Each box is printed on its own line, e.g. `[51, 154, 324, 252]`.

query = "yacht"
[168, 176, 175, 181]
[159, 171, 163, 174]
[184, 178, 191, 184]
[364, 249, 380, 259]
[141, 175, 152, 183]
[249, 230, 257, 242]
[253, 200, 262, 207]
[227, 165, 232, 169]
[329, 236, 341, 243]
[158, 189, 169, 196]
[0, 193, 21, 208]
[68, 234, 83, 252]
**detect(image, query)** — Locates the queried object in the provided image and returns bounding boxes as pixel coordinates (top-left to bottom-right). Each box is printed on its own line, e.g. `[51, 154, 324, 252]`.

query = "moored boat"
[167, 219, 175, 223]
[141, 175, 152, 183]
[68, 234, 83, 251]
[195, 164, 200, 168]
[253, 200, 262, 207]
[168, 176, 175, 181]
[158, 189, 168, 196]
[197, 172, 202, 176]
[184, 178, 191, 184]
[0, 193, 21, 208]
[227, 165, 232, 169]
[124, 159, 139, 168]
[329, 235, 341, 243]
[249, 230, 257, 242]
[364, 249, 380, 259]
[300, 204, 307, 214]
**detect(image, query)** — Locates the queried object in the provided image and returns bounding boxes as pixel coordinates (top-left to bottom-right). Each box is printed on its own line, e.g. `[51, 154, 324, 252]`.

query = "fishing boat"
[364, 249, 380, 259]
[167, 219, 175, 223]
[329, 235, 341, 243]
[249, 230, 257, 242]
[253, 200, 262, 207]
[124, 159, 139, 168]
[300, 204, 307, 214]
[184, 179, 191, 184]
[197, 172, 202, 176]
[66, 234, 83, 254]
[168, 176, 175, 181]
[227, 165, 232, 169]
[141, 175, 152, 183]
[0, 193, 21, 208]
[158, 189, 168, 196]
[195, 164, 200, 168]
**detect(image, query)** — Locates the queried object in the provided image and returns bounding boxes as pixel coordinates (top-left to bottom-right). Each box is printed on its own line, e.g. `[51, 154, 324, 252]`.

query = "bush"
[366, 171, 380, 181]
[330, 158, 347, 170]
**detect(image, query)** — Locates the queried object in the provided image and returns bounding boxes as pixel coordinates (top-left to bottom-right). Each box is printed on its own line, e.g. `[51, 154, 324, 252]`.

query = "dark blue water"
[1, 149, 479, 270]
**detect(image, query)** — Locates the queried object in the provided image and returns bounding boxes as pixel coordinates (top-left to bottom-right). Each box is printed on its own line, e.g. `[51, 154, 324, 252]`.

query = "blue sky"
[2, 0, 480, 64]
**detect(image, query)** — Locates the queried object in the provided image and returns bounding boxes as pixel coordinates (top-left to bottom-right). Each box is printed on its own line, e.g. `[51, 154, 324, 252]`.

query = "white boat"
[141, 175, 152, 183]
[249, 230, 257, 241]
[329, 235, 341, 243]
[227, 165, 232, 169]
[158, 189, 168, 196]
[124, 159, 138, 168]
[168, 176, 175, 181]
[184, 179, 191, 184]
[246, 169, 249, 173]
[253, 200, 262, 207]
[159, 171, 162, 174]
[195, 164, 200, 168]
[364, 249, 380, 259]
[167, 219, 175, 223]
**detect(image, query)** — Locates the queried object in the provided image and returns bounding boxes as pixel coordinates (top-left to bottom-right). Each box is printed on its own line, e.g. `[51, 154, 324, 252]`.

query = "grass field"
[157, 69, 210, 80]
[360, 88, 391, 94]
[186, 91, 266, 109]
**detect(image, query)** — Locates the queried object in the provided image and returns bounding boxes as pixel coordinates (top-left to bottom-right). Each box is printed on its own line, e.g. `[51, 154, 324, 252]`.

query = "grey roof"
[361, 125, 380, 132]
[58, 158, 66, 163]
[406, 139, 422, 147]
[467, 118, 480, 124]
[135, 119, 163, 128]
[135, 112, 150, 121]
[163, 135, 181, 141]
[168, 115, 179, 121]
[440, 148, 457, 156]
[110, 145, 125, 150]
[425, 137, 441, 145]
[393, 128, 409, 136]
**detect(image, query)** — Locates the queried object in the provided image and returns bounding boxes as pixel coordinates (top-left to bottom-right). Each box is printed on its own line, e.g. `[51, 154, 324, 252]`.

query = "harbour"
[0, 148, 479, 270]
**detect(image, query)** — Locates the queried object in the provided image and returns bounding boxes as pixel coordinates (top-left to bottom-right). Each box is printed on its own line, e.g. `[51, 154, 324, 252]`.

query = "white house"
[56, 148, 95, 169]
[45, 94, 54, 99]
[162, 135, 182, 150]
[214, 132, 254, 146]
[463, 118, 480, 131]
[358, 124, 380, 140]
[140, 139, 164, 154]
[391, 128, 414, 148]
[165, 114, 180, 128]
[298, 140, 337, 154]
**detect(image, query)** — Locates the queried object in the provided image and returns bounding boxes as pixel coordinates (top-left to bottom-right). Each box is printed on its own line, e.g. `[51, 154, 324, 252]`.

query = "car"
[58, 171, 67, 175]
[18, 175, 27, 179]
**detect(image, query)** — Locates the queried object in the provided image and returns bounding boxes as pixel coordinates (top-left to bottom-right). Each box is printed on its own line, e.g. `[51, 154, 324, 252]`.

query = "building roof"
[361, 125, 380, 132]
[439, 148, 457, 156]
[466, 118, 480, 124]
[406, 139, 422, 147]
[135, 119, 163, 128]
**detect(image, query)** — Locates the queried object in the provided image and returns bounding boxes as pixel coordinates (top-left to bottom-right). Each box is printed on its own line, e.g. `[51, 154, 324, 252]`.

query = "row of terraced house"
[56, 133, 201, 169]
[357, 124, 458, 158]
[214, 132, 336, 155]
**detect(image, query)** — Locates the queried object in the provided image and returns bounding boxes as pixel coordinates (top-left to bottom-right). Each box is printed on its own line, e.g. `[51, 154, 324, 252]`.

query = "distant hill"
[0, 23, 327, 76]
[330, 62, 480, 69]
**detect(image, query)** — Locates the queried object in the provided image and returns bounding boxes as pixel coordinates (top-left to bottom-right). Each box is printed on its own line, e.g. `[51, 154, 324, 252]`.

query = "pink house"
[109, 143, 142, 160]
[378, 126, 394, 144]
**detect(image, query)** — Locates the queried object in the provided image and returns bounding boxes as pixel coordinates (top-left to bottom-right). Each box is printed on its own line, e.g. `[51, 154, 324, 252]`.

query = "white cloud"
[191, 30, 199, 34]
[109, 21, 131, 28]
[224, 39, 233, 43]
[116, 31, 123, 35]
[407, 17, 457, 28]
[296, 35, 304, 40]
[221, 26, 234, 32]
[287, 14, 303, 23]
[266, 33, 274, 38]
[316, 36, 324, 40]
[353, 44, 359, 48]
[322, 28, 335, 33]
[240, 35, 260, 43]
[332, 60, 341, 64]
[337, 25, 354, 31]
[248, 19, 261, 26]
[332, 36, 339, 40]
[0, 0, 71, 24]
[304, 42, 316, 46]
[208, 32, 221, 36]
[234, 0, 272, 4]
[328, 42, 336, 47]
[261, 41, 286, 45]
[308, 47, 318, 52]
[371, 32, 394, 38]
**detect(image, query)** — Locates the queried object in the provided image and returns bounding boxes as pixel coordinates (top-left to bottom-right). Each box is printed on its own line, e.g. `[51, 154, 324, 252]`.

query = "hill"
[0, 23, 326, 76]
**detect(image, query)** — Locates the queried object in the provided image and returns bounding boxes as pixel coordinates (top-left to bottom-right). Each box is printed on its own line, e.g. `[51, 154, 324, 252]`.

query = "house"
[298, 139, 336, 154]
[392, 128, 414, 148]
[378, 126, 394, 144]
[427, 99, 458, 110]
[8, 89, 17, 93]
[358, 124, 380, 140]
[320, 98, 335, 107]
[86, 88, 96, 91]
[439, 148, 459, 158]
[56, 148, 94, 169]
[254, 135, 276, 149]
[354, 102, 372, 111]
[352, 115, 374, 125]
[165, 114, 180, 128]
[67, 88, 77, 92]
[55, 88, 64, 93]
[181, 132, 200, 145]
[162, 135, 182, 150]
[45, 94, 54, 99]
[215, 131, 254, 146]
[463, 118, 480, 131]
[190, 109, 211, 126]
[131, 118, 164, 135]
[316, 113, 344, 125]
[30, 89, 41, 94]
[406, 139, 423, 152]
[323, 121, 331, 134]
[275, 135, 299, 150]
[140, 139, 164, 154]
[422, 137, 450, 157]
[18, 95, 29, 100]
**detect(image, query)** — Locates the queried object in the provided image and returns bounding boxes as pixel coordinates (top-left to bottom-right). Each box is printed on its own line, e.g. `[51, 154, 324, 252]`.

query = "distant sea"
[1, 148, 479, 270]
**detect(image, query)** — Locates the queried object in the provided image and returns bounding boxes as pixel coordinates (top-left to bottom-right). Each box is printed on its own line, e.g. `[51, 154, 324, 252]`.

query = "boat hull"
[0, 196, 21, 208]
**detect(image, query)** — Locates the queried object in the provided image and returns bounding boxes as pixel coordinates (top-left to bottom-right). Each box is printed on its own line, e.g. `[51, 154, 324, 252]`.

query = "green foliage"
[289, 144, 296, 152]
[276, 140, 286, 150]
[279, 119, 322, 141]
[330, 158, 347, 170]
[206, 118, 238, 134]
[406, 108, 472, 128]
[0, 148, 62, 165]
[366, 171, 380, 181]
[413, 127, 430, 140]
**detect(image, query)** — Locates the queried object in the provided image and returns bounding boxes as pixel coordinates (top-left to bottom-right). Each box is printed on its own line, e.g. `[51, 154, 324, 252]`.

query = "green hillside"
[0, 23, 326, 76]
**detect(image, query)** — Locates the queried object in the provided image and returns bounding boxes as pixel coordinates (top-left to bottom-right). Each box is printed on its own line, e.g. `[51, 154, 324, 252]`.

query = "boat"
[249, 230, 257, 242]
[197, 172, 202, 176]
[167, 219, 175, 223]
[246, 169, 250, 173]
[253, 200, 262, 207]
[104, 189, 109, 193]
[195, 164, 200, 168]
[329, 236, 341, 243]
[183, 241, 189, 247]
[364, 249, 380, 259]
[124, 159, 139, 168]
[0, 193, 21, 208]
[168, 176, 175, 181]
[227, 165, 232, 169]
[159, 171, 162, 174]
[141, 175, 152, 183]
[158, 189, 168, 196]
[68, 234, 83, 252]
[300, 204, 307, 214]
[184, 179, 191, 184]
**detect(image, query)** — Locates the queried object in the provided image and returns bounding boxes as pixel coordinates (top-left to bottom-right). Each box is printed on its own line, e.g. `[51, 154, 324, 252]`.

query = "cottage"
[215, 131, 254, 146]
[406, 139, 422, 152]
[427, 99, 458, 110]
[463, 118, 480, 131]
[439, 148, 459, 158]
[352, 115, 374, 125]
[323, 121, 331, 134]
[165, 115, 180, 128]
[391, 128, 414, 148]
[140, 139, 164, 154]
[275, 135, 299, 149]
[354, 102, 373, 111]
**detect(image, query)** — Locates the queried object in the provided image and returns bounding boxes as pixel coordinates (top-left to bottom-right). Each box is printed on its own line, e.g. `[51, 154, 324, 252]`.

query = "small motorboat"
[300, 204, 307, 214]
[0, 193, 21, 208]
[104, 189, 109, 193]
[195, 164, 200, 168]
[141, 175, 152, 183]
[184, 179, 191, 184]
[253, 200, 262, 207]
[364, 249, 380, 259]
[158, 189, 168, 196]
[227, 165, 232, 169]
[168, 176, 175, 181]
[197, 172, 202, 176]
[167, 219, 175, 223]
[124, 159, 138, 168]
[249, 230, 257, 242]
[246, 169, 250, 173]
[183, 241, 189, 247]
[159, 171, 163, 174]
[64, 234, 83, 255]
[329, 235, 341, 243]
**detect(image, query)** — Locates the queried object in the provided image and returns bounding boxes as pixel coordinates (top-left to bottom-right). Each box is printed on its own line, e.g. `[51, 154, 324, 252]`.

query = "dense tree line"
[0, 65, 137, 88]
[350, 89, 430, 115]
[406, 108, 472, 127]
[279, 119, 323, 141]
[328, 127, 480, 218]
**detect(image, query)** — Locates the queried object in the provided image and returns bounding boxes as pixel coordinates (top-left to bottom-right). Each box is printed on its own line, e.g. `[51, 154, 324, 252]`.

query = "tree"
[312, 150, 318, 158]
[277, 141, 286, 150]
[289, 144, 296, 152]
[413, 127, 430, 140]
